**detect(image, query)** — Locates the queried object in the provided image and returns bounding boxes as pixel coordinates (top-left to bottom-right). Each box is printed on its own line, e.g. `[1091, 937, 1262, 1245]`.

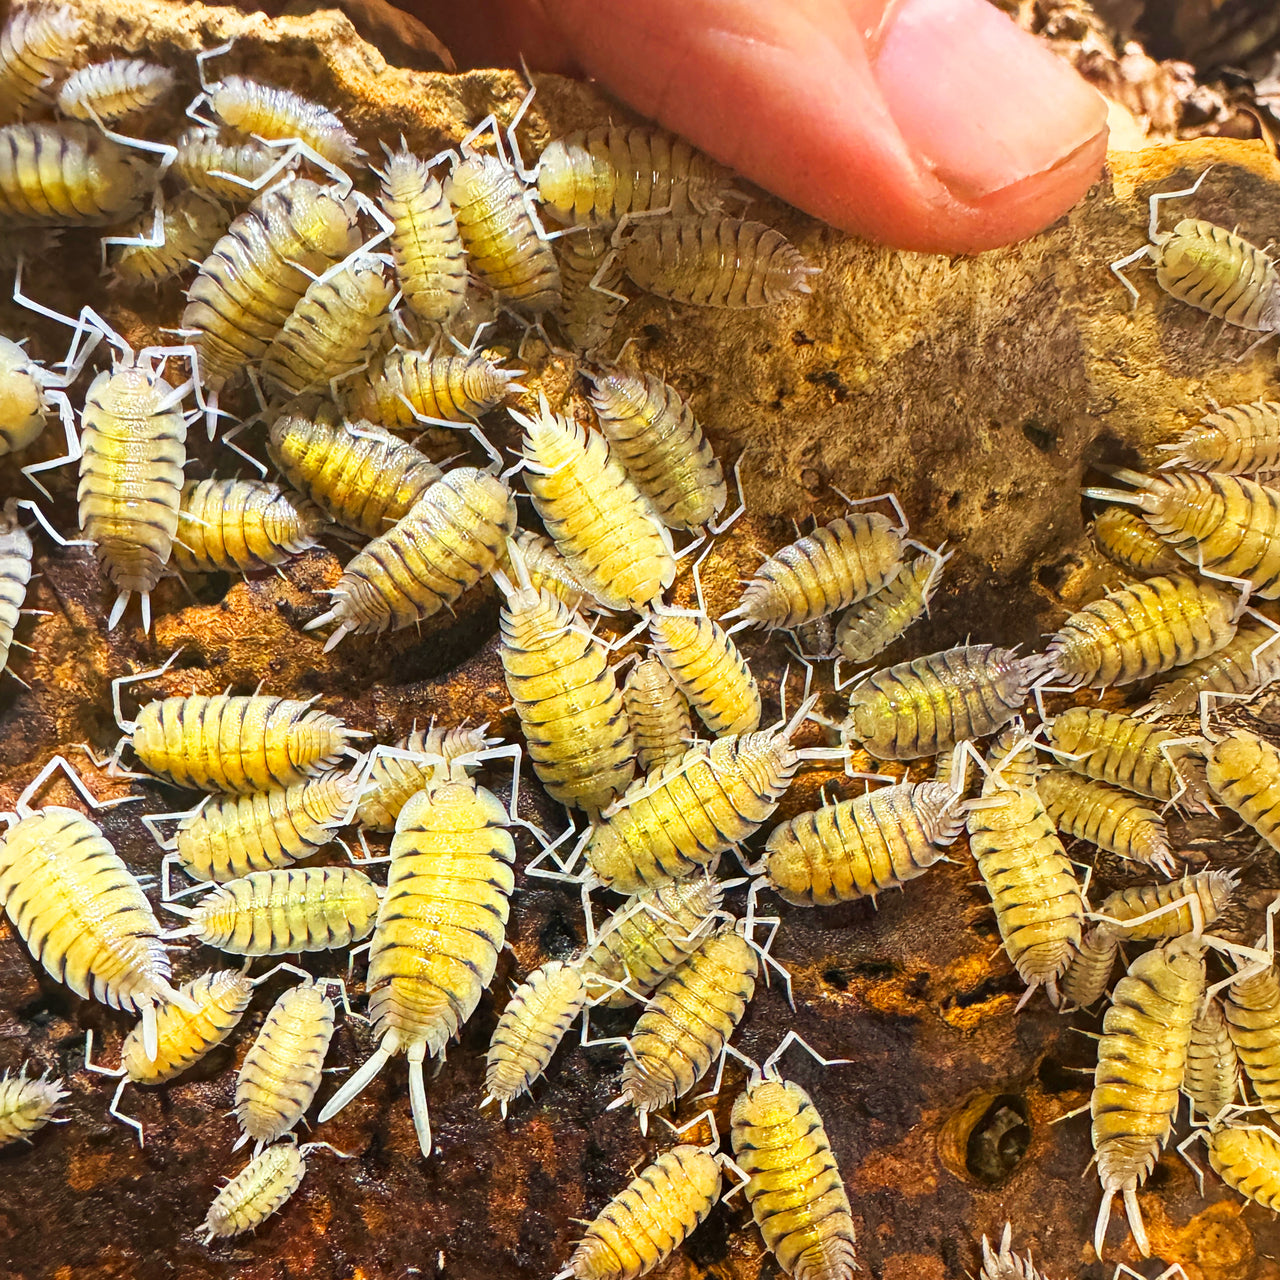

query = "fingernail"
[870, 0, 1107, 200]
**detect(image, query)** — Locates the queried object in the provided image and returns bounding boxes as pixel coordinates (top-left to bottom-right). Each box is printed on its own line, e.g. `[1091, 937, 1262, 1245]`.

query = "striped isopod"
[1091, 935, 1204, 1258]
[376, 143, 466, 326]
[1037, 769, 1176, 876]
[648, 605, 760, 737]
[260, 252, 393, 398]
[354, 724, 488, 831]
[267, 410, 443, 538]
[1224, 962, 1280, 1113]
[579, 874, 723, 1008]
[621, 216, 816, 309]
[555, 1143, 724, 1280]
[173, 127, 290, 203]
[977, 1225, 1050, 1280]
[202, 1140, 347, 1243]
[514, 398, 675, 613]
[496, 558, 634, 814]
[317, 780, 516, 1157]
[1046, 706, 1210, 808]
[1058, 925, 1119, 1012]
[622, 656, 693, 774]
[1206, 1123, 1280, 1210]
[1185, 997, 1237, 1120]
[164, 866, 380, 956]
[536, 126, 737, 228]
[731, 1067, 856, 1280]
[234, 978, 338, 1149]
[834, 548, 949, 664]
[552, 224, 626, 353]
[0, 499, 33, 679]
[482, 959, 587, 1116]
[1084, 469, 1280, 600]
[58, 60, 175, 123]
[444, 151, 561, 313]
[340, 347, 523, 430]
[844, 644, 1031, 761]
[305, 466, 516, 650]
[966, 755, 1084, 1000]
[172, 479, 328, 575]
[584, 699, 815, 894]
[1111, 170, 1280, 332]
[495, 529, 598, 616]
[1206, 728, 1280, 852]
[1039, 574, 1237, 689]
[762, 779, 965, 907]
[181, 179, 359, 394]
[1159, 400, 1280, 474]
[161, 771, 357, 883]
[0, 5, 81, 124]
[0, 123, 154, 226]
[617, 922, 757, 1123]
[1096, 869, 1238, 940]
[584, 368, 727, 532]
[0, 1066, 66, 1146]
[1090, 506, 1182, 578]
[0, 336, 54, 458]
[110, 190, 230, 288]
[727, 513, 904, 632]
[1141, 619, 1280, 718]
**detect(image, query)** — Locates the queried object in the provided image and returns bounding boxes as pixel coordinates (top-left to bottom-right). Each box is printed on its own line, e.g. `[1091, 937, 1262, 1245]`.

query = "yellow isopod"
[1206, 1122, 1280, 1211]
[495, 528, 599, 617]
[1090, 506, 1182, 578]
[317, 780, 516, 1157]
[173, 126, 290, 203]
[1206, 727, 1280, 852]
[513, 397, 675, 613]
[621, 656, 693, 774]
[0, 336, 60, 461]
[0, 1065, 67, 1146]
[163, 866, 380, 956]
[1039, 574, 1237, 689]
[109, 190, 231, 289]
[1159, 399, 1280, 474]
[353, 724, 489, 832]
[173, 478, 328, 575]
[552, 224, 626, 353]
[58, 59, 175, 124]
[1185, 996, 1237, 1121]
[648, 605, 760, 737]
[305, 466, 516, 650]
[1096, 869, 1237, 941]
[0, 4, 81, 123]
[1058, 925, 1119, 1012]
[267, 409, 443, 538]
[834, 547, 949, 664]
[1141, 619, 1280, 718]
[1224, 959, 1280, 1113]
[0, 499, 33, 681]
[1037, 768, 1176, 876]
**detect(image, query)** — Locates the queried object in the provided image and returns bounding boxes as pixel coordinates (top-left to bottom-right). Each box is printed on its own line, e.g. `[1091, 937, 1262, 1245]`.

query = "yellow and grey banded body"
[1058, 925, 1119, 1012]
[1206, 727, 1280, 853]
[173, 127, 288, 203]
[58, 59, 175, 123]
[622, 655, 693, 774]
[125, 692, 356, 794]
[763, 779, 964, 907]
[621, 216, 816, 308]
[483, 959, 586, 1116]
[1160, 400, 1280, 474]
[260, 252, 394, 398]
[340, 348, 522, 430]
[169, 771, 357, 883]
[584, 368, 726, 532]
[1207, 1123, 1280, 1211]
[495, 529, 601, 616]
[1091, 935, 1204, 1258]
[579, 875, 723, 1008]
[1040, 573, 1237, 688]
[844, 644, 1031, 761]
[536, 126, 736, 227]
[181, 179, 359, 392]
[1142, 620, 1280, 718]
[306, 466, 515, 648]
[165, 866, 380, 956]
[173, 478, 328, 574]
[552, 224, 626, 352]
[0, 335, 53, 457]
[648, 606, 760, 737]
[618, 922, 757, 1119]
[834, 549, 947, 664]
[1185, 997, 1237, 1120]
[728, 514, 904, 631]
[267, 410, 443, 538]
[377, 144, 467, 326]
[110, 190, 230, 288]
[514, 399, 675, 612]
[0, 5, 81, 124]
[0, 1066, 66, 1145]
[207, 76, 363, 169]
[1090, 506, 1183, 577]
[1085, 469, 1280, 600]
[1097, 869, 1237, 940]
[234, 978, 336, 1148]
[497, 564, 634, 814]
[444, 151, 561, 313]
[1037, 768, 1176, 876]
[316, 780, 516, 1157]
[558, 1143, 723, 1280]
[354, 724, 488, 832]
[731, 1072, 856, 1280]
[0, 499, 33, 678]
[202, 1140, 319, 1242]
[1224, 962, 1280, 1113]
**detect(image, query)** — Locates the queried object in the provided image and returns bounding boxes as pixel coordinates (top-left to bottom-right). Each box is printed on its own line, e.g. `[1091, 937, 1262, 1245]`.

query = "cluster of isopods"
[2, 1, 1280, 1274]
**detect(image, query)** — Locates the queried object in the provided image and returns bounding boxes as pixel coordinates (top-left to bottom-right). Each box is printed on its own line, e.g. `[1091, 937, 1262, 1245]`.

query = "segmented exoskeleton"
[1141, 619, 1280, 718]
[1224, 961, 1280, 1114]
[622, 656, 693, 774]
[1058, 925, 1120, 1012]
[173, 478, 328, 574]
[173, 127, 287, 203]
[1097, 869, 1237, 940]
[1185, 996, 1237, 1120]
[1090, 506, 1183, 577]
[0, 498, 34, 681]
[1206, 727, 1280, 852]
[58, 60, 175, 123]
[206, 74, 363, 169]
[1206, 1122, 1280, 1210]
[1160, 400, 1280, 474]
[110, 190, 230, 288]
[353, 724, 488, 832]
[834, 548, 947, 664]
[0, 1066, 66, 1146]
[0, 5, 82, 124]
[552, 224, 626, 352]
[648, 606, 760, 736]
[202, 1140, 342, 1242]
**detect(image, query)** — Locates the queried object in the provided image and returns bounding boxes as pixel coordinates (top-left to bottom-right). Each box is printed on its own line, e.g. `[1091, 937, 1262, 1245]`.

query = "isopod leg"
[1110, 247, 1152, 310]
[107, 1076, 145, 1147]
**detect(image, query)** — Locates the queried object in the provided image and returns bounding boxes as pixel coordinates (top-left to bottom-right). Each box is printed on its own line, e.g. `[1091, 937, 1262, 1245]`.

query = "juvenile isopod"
[1184, 996, 1237, 1121]
[109, 190, 230, 288]
[976, 1224, 1050, 1280]
[0, 1065, 67, 1146]
[172, 478, 328, 575]
[1096, 869, 1237, 940]
[621, 655, 693, 774]
[1058, 925, 1119, 1012]
[1141, 619, 1280, 718]
[1205, 727, 1280, 853]
[1090, 506, 1182, 577]
[0, 4, 82, 124]
[267, 409, 443, 539]
[1159, 399, 1280, 474]
[494, 529, 599, 617]
[173, 126, 291, 203]
[0, 334, 74, 469]
[353, 724, 489, 832]
[552, 224, 626, 353]
[833, 547, 949, 664]
[1204, 1121, 1280, 1210]
[1224, 960, 1280, 1113]
[1038, 574, 1237, 689]
[58, 60, 175, 124]
[304, 466, 516, 650]
[0, 499, 34, 681]
[163, 866, 381, 956]
[648, 605, 761, 737]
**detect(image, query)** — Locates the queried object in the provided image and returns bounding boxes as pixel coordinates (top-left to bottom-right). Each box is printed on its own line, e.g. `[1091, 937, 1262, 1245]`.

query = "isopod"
[0, 499, 34, 680]
[833, 547, 948, 664]
[552, 224, 626, 353]
[0, 4, 81, 124]
[0, 335, 62, 461]
[172, 478, 328, 574]
[494, 529, 598, 616]
[1185, 997, 1237, 1121]
[1224, 959, 1280, 1113]
[1141, 618, 1280, 718]
[1058, 925, 1119, 1012]
[621, 655, 693, 774]
[1090, 506, 1182, 577]
[109, 190, 230, 288]
[173, 126, 290, 203]
[1205, 1122, 1280, 1210]
[1205, 727, 1280, 853]
[353, 724, 489, 832]
[648, 605, 761, 736]
[58, 59, 175, 123]
[1096, 869, 1237, 940]
[1159, 399, 1280, 474]
[976, 1224, 1050, 1280]
[0, 1065, 66, 1146]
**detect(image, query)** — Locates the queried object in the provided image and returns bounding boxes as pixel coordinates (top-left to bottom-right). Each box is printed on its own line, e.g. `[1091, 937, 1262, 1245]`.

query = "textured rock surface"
[0, 3, 1279, 1279]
